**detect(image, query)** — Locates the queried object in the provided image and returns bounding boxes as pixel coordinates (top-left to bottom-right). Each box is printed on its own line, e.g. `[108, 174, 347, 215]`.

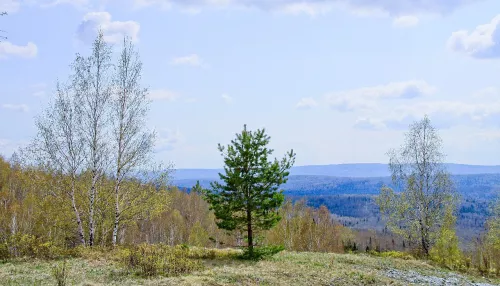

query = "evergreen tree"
[203, 124, 295, 257]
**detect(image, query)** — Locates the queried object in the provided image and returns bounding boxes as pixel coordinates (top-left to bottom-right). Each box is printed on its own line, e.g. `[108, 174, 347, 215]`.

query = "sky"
[2, 0, 500, 168]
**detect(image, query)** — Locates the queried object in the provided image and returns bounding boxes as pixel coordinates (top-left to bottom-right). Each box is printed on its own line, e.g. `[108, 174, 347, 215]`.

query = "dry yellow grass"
[0, 249, 498, 285]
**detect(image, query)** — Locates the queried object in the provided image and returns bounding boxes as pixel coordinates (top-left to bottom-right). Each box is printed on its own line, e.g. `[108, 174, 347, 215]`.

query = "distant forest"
[176, 173, 500, 199]
[178, 173, 499, 245]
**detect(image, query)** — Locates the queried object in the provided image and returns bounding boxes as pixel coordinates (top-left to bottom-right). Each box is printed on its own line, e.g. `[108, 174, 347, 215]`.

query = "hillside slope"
[1, 251, 498, 285]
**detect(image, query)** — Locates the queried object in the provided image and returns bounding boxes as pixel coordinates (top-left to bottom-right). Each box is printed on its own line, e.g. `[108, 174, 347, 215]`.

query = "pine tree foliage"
[203, 125, 296, 257]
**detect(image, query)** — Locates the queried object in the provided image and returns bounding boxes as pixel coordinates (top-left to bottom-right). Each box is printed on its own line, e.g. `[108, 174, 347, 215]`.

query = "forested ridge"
[176, 173, 500, 198]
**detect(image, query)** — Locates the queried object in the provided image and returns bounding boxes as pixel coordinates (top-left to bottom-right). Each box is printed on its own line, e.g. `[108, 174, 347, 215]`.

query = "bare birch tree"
[72, 30, 113, 247]
[110, 37, 155, 246]
[32, 83, 86, 245]
[376, 116, 458, 256]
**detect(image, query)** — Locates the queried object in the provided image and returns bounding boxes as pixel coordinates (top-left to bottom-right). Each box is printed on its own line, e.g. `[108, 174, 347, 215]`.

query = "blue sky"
[1, 0, 500, 168]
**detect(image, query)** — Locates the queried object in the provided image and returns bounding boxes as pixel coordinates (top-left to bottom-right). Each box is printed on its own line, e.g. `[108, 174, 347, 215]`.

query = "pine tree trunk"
[247, 208, 253, 257]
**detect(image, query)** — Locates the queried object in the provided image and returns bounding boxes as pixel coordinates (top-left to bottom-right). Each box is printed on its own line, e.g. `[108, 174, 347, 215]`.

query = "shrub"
[370, 250, 415, 260]
[3, 234, 65, 260]
[123, 244, 203, 277]
[51, 260, 69, 286]
[0, 242, 9, 260]
[429, 208, 463, 271]
[188, 247, 242, 260]
[239, 245, 285, 260]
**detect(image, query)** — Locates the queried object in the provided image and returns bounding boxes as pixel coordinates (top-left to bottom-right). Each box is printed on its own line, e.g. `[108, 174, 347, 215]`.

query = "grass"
[0, 249, 499, 285]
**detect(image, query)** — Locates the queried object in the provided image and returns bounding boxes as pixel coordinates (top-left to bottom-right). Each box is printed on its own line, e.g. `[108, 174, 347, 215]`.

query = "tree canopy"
[376, 116, 458, 256]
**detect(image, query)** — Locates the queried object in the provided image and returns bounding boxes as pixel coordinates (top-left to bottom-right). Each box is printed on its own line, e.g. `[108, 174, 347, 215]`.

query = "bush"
[0, 242, 9, 260]
[429, 208, 463, 271]
[123, 244, 203, 277]
[240, 245, 285, 260]
[187, 247, 241, 260]
[1, 234, 65, 260]
[51, 260, 69, 286]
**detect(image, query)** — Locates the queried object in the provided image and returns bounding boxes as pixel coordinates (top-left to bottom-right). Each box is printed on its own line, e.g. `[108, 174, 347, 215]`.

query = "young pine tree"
[203, 125, 295, 258]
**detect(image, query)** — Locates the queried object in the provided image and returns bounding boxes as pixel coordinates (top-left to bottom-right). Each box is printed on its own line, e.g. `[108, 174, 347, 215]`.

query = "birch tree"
[110, 37, 155, 246]
[72, 30, 113, 247]
[376, 116, 458, 256]
[32, 83, 86, 245]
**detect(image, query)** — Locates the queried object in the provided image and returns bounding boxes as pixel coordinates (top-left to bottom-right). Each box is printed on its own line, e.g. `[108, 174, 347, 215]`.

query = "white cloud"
[325, 80, 436, 112]
[155, 128, 184, 152]
[2, 103, 29, 112]
[473, 87, 499, 98]
[281, 2, 333, 16]
[0, 0, 20, 13]
[0, 138, 28, 158]
[221, 93, 233, 104]
[133, 0, 172, 10]
[0, 41, 37, 59]
[184, 98, 197, 103]
[133, 0, 478, 17]
[39, 0, 89, 8]
[353, 118, 385, 130]
[171, 54, 204, 67]
[3, 0, 93, 13]
[475, 130, 500, 141]
[76, 11, 140, 44]
[296, 97, 318, 109]
[32, 91, 46, 97]
[392, 15, 419, 28]
[148, 89, 179, 101]
[447, 15, 500, 58]
[359, 94, 500, 130]
[26, 83, 48, 97]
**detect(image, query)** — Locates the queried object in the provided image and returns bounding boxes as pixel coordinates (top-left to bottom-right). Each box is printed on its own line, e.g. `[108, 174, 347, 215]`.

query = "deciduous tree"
[33, 83, 86, 245]
[72, 30, 113, 246]
[376, 116, 458, 256]
[110, 36, 155, 246]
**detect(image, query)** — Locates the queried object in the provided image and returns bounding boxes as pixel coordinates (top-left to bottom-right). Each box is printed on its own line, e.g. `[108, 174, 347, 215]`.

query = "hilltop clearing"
[1, 250, 498, 286]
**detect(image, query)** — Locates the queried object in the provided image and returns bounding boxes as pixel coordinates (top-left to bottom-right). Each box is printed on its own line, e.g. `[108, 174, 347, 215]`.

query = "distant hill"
[172, 164, 500, 243]
[172, 163, 500, 180]
[173, 173, 500, 199]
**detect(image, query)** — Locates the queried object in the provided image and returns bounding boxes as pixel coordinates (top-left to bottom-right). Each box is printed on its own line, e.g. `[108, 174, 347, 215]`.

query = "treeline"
[0, 155, 168, 249]
[298, 194, 492, 244]
[0, 155, 356, 255]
